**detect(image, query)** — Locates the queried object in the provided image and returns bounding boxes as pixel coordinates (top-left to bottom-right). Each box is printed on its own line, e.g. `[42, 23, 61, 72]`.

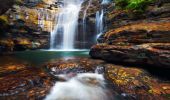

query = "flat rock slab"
[46, 57, 105, 75]
[90, 43, 170, 68]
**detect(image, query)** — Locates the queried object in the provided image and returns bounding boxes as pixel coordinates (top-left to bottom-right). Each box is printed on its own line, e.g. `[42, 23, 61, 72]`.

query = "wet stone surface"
[105, 64, 170, 100]
[46, 57, 105, 75]
[45, 57, 170, 100]
[0, 66, 53, 100]
[0, 57, 170, 100]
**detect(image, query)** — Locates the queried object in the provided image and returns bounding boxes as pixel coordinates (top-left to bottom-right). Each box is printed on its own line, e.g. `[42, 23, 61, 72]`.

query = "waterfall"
[82, 0, 92, 47]
[50, 0, 83, 50]
[102, 0, 110, 4]
[96, 9, 104, 38]
[95, 0, 111, 38]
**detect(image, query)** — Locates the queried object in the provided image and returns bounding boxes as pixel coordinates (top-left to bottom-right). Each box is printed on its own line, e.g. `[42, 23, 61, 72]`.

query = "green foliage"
[15, 0, 24, 5]
[115, 0, 129, 9]
[115, 0, 155, 12]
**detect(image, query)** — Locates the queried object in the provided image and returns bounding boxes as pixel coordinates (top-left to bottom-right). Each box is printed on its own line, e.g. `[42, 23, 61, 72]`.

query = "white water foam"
[45, 73, 109, 100]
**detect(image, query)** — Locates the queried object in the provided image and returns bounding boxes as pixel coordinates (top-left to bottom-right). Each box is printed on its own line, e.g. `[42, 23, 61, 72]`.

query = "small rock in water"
[95, 65, 105, 74]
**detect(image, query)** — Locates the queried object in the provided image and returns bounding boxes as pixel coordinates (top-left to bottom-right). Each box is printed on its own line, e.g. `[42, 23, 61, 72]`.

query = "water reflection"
[0, 51, 89, 66]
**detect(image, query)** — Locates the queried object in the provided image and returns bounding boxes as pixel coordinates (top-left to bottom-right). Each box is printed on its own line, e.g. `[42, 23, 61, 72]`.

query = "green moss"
[115, 0, 155, 13]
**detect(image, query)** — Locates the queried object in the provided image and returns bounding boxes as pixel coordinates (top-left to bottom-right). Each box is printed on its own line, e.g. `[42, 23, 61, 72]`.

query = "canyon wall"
[90, 1, 170, 68]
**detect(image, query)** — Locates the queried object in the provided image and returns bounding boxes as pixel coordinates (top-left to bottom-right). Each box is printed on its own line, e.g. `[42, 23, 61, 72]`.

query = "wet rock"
[0, 57, 170, 99]
[90, 22, 170, 68]
[0, 67, 53, 100]
[90, 43, 170, 68]
[44, 57, 170, 99]
[100, 22, 170, 44]
[0, 63, 26, 76]
[104, 64, 170, 100]
[45, 57, 105, 76]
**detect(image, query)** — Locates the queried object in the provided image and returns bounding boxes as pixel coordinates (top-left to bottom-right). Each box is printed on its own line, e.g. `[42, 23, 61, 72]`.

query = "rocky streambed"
[0, 56, 170, 100]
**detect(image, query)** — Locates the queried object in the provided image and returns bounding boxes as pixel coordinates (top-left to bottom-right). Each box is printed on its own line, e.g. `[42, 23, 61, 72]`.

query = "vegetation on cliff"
[115, 0, 155, 12]
[114, 0, 155, 18]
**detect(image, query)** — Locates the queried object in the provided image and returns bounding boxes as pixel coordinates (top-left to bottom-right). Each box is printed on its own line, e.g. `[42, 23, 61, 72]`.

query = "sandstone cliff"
[90, 1, 170, 68]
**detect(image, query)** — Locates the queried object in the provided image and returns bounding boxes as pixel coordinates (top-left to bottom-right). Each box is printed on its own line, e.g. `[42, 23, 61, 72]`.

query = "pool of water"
[0, 50, 90, 67]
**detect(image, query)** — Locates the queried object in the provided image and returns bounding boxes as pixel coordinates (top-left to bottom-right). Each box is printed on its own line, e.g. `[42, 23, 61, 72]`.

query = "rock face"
[90, 2, 170, 68]
[0, 0, 59, 52]
[0, 0, 14, 15]
[0, 0, 111, 51]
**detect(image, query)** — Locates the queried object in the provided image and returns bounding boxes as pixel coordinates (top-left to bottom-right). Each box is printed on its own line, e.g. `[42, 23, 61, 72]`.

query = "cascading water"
[50, 0, 111, 50]
[95, 0, 111, 39]
[50, 0, 83, 50]
[45, 73, 109, 100]
[102, 0, 110, 4]
[96, 9, 104, 38]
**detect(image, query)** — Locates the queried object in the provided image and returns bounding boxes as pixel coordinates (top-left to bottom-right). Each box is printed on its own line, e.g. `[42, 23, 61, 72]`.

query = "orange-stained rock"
[0, 67, 53, 100]
[0, 57, 170, 99]
[98, 22, 170, 44]
[46, 57, 105, 75]
[105, 64, 170, 100]
[90, 21, 170, 68]
[45, 57, 170, 100]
